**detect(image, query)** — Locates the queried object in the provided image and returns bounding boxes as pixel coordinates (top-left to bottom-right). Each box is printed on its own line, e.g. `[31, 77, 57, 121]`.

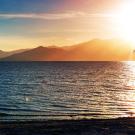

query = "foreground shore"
[0, 117, 135, 135]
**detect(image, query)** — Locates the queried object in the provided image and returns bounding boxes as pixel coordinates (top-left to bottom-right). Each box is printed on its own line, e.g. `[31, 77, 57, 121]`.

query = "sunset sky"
[0, 0, 134, 51]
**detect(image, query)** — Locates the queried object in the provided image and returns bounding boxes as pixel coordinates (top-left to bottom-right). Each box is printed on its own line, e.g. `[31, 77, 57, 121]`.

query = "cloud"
[0, 12, 85, 20]
[0, 12, 114, 20]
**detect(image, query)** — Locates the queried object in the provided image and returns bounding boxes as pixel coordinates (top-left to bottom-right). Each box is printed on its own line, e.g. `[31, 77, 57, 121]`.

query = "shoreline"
[0, 117, 135, 135]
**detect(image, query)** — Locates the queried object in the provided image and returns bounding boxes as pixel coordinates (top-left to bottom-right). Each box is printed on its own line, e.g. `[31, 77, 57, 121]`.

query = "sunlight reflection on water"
[125, 61, 135, 89]
[1, 62, 135, 120]
[123, 61, 135, 117]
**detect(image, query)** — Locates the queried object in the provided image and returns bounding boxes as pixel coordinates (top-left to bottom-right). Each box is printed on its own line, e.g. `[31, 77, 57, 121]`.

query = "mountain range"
[0, 49, 29, 59]
[0, 39, 134, 61]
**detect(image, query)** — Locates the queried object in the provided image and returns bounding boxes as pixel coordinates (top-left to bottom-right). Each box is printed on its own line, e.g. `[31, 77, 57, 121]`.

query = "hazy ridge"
[0, 39, 134, 61]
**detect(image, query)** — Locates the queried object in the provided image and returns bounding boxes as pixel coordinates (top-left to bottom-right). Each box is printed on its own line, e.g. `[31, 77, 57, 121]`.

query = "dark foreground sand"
[0, 117, 135, 135]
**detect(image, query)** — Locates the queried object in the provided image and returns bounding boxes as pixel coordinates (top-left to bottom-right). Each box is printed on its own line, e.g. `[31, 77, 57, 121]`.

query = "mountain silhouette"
[0, 46, 68, 61]
[0, 50, 7, 58]
[0, 39, 133, 61]
[0, 49, 29, 59]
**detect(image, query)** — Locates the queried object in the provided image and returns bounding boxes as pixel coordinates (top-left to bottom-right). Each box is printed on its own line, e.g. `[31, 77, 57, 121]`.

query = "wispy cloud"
[0, 12, 85, 20]
[0, 12, 114, 20]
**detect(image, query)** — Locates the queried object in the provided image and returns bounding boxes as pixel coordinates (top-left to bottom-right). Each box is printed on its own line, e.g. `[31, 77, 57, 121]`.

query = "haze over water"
[0, 62, 135, 121]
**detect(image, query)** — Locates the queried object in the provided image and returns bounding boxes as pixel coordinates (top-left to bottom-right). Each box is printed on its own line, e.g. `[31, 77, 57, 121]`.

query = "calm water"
[0, 61, 135, 121]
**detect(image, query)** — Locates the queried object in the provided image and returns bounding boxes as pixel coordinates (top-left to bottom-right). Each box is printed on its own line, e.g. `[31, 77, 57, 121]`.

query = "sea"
[0, 61, 135, 121]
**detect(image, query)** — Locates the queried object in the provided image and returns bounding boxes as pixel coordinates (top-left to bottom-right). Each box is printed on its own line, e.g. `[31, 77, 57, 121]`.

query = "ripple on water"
[0, 62, 135, 120]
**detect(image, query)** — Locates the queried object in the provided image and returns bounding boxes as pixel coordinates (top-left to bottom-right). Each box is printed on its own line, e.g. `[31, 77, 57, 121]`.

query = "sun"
[115, 1, 135, 43]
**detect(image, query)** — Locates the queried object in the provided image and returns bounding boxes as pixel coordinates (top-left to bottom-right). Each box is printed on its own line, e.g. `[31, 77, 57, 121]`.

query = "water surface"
[0, 62, 135, 121]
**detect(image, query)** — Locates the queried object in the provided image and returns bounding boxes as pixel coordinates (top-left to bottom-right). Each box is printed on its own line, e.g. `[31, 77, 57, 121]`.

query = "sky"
[0, 0, 132, 51]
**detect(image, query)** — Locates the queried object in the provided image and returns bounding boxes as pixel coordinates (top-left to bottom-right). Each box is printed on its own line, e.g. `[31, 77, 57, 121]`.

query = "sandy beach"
[0, 117, 135, 135]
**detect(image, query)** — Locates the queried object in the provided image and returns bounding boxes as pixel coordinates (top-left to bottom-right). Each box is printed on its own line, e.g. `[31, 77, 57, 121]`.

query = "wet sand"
[0, 117, 135, 135]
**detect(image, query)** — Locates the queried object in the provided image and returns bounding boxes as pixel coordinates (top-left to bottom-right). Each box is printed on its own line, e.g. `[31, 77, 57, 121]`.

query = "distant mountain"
[0, 49, 29, 59]
[0, 46, 68, 61]
[63, 39, 132, 61]
[0, 50, 7, 58]
[0, 39, 133, 61]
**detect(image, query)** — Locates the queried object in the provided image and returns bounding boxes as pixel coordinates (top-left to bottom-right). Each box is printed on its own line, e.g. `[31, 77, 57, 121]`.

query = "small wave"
[0, 112, 10, 116]
[0, 112, 120, 117]
[0, 107, 47, 113]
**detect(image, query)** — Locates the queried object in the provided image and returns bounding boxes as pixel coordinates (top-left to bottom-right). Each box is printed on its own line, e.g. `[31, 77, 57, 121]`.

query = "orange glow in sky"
[0, 0, 135, 51]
